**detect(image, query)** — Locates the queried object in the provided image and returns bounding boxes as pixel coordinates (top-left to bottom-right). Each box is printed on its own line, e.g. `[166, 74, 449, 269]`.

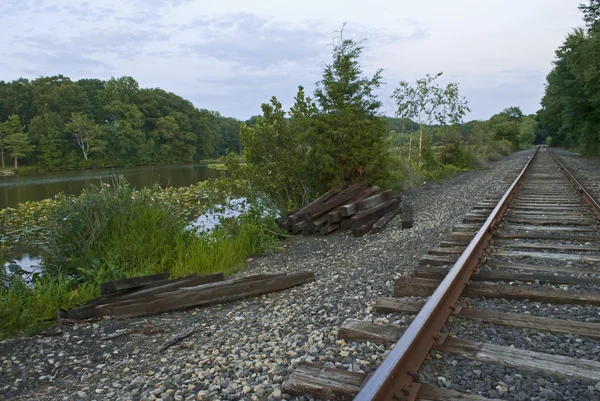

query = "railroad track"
[283, 146, 600, 401]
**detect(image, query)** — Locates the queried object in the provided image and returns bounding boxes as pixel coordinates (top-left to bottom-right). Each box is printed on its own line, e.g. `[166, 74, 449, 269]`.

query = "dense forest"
[538, 1, 600, 154]
[0, 76, 242, 170]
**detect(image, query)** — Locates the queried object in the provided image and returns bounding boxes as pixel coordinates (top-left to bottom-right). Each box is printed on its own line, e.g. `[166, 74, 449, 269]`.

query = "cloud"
[178, 13, 329, 69]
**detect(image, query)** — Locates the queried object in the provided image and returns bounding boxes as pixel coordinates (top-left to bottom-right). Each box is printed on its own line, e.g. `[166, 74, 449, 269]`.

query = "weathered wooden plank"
[418, 385, 504, 401]
[305, 215, 328, 234]
[493, 250, 600, 262]
[327, 210, 343, 224]
[394, 275, 600, 305]
[401, 203, 414, 229]
[351, 198, 400, 229]
[428, 247, 465, 256]
[292, 220, 308, 234]
[495, 232, 600, 241]
[504, 216, 594, 226]
[283, 362, 365, 401]
[320, 223, 340, 236]
[352, 218, 377, 237]
[493, 241, 600, 252]
[96, 272, 315, 318]
[340, 217, 352, 231]
[373, 298, 600, 340]
[100, 273, 169, 295]
[436, 337, 600, 382]
[339, 189, 391, 217]
[115, 273, 225, 301]
[439, 239, 471, 247]
[502, 224, 597, 232]
[485, 261, 598, 275]
[452, 224, 482, 232]
[370, 206, 401, 234]
[289, 181, 349, 224]
[337, 320, 402, 344]
[283, 363, 500, 401]
[305, 183, 368, 220]
[412, 266, 600, 286]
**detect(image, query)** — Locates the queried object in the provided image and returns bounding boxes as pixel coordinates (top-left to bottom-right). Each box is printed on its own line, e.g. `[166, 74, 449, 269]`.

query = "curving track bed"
[284, 146, 600, 401]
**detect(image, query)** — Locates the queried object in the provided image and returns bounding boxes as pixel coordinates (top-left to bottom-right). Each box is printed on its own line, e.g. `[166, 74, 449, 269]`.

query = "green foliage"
[538, 2, 600, 154]
[0, 276, 97, 338]
[392, 72, 470, 160]
[0, 177, 280, 337]
[228, 28, 391, 210]
[439, 126, 474, 168]
[2, 115, 33, 169]
[0, 75, 242, 171]
[66, 112, 105, 161]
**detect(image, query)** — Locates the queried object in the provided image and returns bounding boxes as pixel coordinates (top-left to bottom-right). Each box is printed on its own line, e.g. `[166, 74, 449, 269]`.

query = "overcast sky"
[0, 0, 584, 121]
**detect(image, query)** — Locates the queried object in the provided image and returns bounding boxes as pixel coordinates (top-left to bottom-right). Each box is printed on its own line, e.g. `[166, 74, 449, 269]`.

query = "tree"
[392, 72, 470, 160]
[518, 116, 537, 148]
[66, 113, 105, 161]
[312, 27, 390, 184]
[3, 115, 33, 169]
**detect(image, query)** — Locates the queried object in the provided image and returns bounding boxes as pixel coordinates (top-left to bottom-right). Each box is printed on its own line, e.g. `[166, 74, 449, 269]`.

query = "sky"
[0, 0, 584, 121]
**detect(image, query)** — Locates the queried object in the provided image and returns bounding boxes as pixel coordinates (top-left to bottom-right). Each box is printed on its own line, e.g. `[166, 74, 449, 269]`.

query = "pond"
[0, 163, 224, 209]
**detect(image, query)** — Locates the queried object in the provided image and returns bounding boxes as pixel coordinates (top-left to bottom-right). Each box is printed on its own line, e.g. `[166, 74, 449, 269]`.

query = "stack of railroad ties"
[277, 182, 413, 237]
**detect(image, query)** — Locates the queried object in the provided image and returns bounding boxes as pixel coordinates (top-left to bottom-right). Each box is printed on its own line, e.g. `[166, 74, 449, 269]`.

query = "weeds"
[0, 178, 280, 338]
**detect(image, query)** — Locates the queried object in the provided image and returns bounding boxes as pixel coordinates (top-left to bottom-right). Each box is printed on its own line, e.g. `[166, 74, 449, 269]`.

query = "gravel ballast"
[0, 149, 534, 401]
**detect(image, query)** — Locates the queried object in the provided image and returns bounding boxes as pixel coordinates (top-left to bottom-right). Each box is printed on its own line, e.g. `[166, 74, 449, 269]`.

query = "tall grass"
[0, 179, 280, 338]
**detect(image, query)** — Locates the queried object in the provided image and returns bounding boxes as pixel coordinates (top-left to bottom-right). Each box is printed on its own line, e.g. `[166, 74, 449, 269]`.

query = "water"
[0, 163, 224, 209]
[1, 163, 227, 278]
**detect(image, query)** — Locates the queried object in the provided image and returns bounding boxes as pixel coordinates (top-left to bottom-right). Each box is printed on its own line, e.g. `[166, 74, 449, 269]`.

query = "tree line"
[538, 1, 600, 153]
[225, 27, 536, 210]
[0, 76, 242, 170]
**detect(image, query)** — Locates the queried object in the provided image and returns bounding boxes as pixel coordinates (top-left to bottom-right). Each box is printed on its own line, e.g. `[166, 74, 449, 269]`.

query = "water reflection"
[0, 164, 224, 209]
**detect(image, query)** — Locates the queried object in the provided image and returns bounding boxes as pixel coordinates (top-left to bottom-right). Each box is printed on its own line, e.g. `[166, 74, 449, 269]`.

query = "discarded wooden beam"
[288, 182, 349, 225]
[370, 206, 401, 234]
[292, 220, 308, 234]
[305, 214, 329, 235]
[351, 198, 400, 229]
[320, 223, 340, 236]
[340, 217, 352, 231]
[67, 273, 225, 320]
[305, 183, 368, 220]
[116, 273, 225, 301]
[352, 219, 377, 237]
[373, 298, 600, 340]
[394, 275, 600, 305]
[339, 189, 393, 217]
[327, 210, 343, 224]
[100, 273, 169, 295]
[401, 203, 413, 228]
[96, 271, 315, 318]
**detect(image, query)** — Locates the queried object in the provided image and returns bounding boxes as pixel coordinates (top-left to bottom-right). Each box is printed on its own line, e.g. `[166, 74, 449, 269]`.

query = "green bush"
[0, 177, 281, 338]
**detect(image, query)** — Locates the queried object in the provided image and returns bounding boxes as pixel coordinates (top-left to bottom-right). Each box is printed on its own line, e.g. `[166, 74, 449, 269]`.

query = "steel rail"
[353, 146, 540, 401]
[546, 147, 600, 221]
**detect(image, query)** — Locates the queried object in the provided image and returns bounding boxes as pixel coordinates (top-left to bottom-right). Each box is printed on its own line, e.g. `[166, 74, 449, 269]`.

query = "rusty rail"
[546, 147, 600, 221]
[352, 146, 540, 401]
